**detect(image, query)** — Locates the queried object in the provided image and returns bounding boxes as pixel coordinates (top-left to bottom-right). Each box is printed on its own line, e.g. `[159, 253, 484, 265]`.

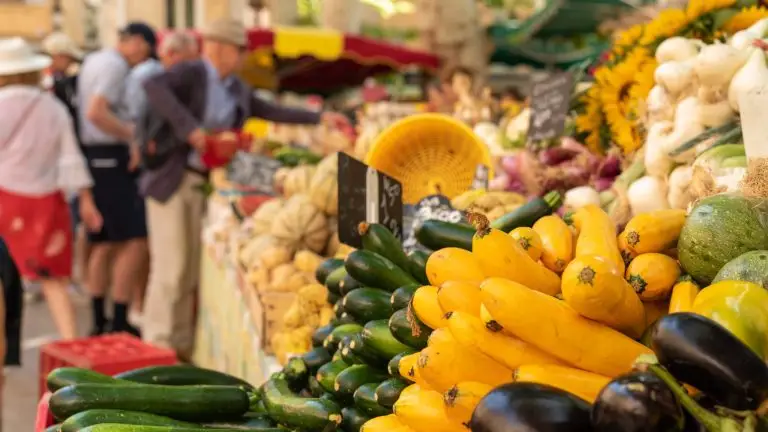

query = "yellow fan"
[365, 114, 493, 204]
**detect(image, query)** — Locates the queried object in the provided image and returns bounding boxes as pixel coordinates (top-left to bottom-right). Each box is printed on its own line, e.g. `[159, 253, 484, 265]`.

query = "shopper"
[0, 38, 102, 340]
[141, 18, 345, 360]
[78, 22, 155, 336]
[0, 237, 21, 368]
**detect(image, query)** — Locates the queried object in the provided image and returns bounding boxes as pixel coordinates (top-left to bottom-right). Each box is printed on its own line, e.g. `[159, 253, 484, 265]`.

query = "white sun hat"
[42, 32, 84, 60]
[0, 38, 52, 76]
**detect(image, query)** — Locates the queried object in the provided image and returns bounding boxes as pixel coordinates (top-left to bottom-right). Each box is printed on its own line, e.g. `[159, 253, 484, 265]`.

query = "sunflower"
[686, 0, 737, 20]
[722, 5, 768, 33]
[612, 24, 644, 58]
[575, 87, 606, 153]
[639, 8, 691, 45]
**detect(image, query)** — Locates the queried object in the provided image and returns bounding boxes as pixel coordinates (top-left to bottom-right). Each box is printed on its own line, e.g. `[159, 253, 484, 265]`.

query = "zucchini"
[338, 274, 365, 296]
[406, 250, 431, 285]
[353, 383, 392, 417]
[387, 352, 416, 379]
[332, 313, 358, 326]
[415, 220, 474, 251]
[361, 320, 412, 361]
[325, 267, 347, 296]
[358, 222, 411, 271]
[324, 324, 364, 351]
[347, 333, 388, 368]
[316, 359, 350, 394]
[340, 406, 371, 432]
[388, 309, 430, 350]
[339, 336, 365, 365]
[75, 426, 261, 432]
[333, 299, 345, 319]
[490, 191, 562, 233]
[251, 399, 267, 415]
[327, 292, 341, 305]
[61, 409, 198, 432]
[390, 285, 420, 311]
[47, 367, 124, 393]
[316, 258, 344, 285]
[203, 415, 277, 429]
[302, 347, 332, 374]
[283, 357, 309, 389]
[374, 378, 409, 408]
[342, 288, 393, 323]
[46, 426, 61, 432]
[312, 325, 335, 348]
[344, 250, 417, 292]
[308, 376, 325, 397]
[115, 365, 253, 389]
[331, 350, 344, 362]
[669, 120, 739, 156]
[333, 365, 388, 400]
[261, 378, 342, 432]
[50, 384, 250, 422]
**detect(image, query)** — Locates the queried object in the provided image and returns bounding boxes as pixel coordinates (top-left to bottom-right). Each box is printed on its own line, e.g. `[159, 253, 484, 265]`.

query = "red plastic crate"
[35, 392, 54, 431]
[39, 333, 177, 398]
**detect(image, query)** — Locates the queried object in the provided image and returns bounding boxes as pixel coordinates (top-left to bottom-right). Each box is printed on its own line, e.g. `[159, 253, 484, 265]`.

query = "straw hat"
[42, 32, 84, 61]
[201, 19, 248, 48]
[0, 38, 52, 77]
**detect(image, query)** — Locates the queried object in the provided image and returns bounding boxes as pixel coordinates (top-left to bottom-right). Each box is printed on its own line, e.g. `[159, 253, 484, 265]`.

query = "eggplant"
[650, 313, 768, 410]
[592, 371, 684, 431]
[470, 382, 592, 432]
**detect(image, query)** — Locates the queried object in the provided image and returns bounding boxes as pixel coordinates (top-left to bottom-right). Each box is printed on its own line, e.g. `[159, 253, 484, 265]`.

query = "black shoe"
[90, 321, 110, 337]
[109, 321, 141, 338]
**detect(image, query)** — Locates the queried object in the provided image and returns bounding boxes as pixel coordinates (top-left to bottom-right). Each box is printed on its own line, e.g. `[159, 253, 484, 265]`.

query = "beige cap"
[42, 32, 84, 60]
[201, 19, 248, 48]
[0, 37, 52, 76]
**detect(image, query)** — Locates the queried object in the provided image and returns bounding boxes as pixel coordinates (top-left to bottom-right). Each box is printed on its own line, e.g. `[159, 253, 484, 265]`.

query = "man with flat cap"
[77, 21, 156, 337]
[141, 18, 346, 360]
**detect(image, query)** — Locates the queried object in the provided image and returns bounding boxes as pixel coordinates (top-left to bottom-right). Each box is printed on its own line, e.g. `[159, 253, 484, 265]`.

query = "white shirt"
[0, 85, 93, 196]
[77, 49, 131, 145]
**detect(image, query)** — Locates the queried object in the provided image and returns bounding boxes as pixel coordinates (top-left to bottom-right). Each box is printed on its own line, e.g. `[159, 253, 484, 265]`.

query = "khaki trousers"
[142, 172, 205, 359]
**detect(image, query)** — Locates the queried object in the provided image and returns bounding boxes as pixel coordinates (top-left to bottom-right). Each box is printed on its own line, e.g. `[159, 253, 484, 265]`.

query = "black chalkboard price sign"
[227, 151, 282, 194]
[527, 71, 574, 143]
[402, 194, 466, 252]
[337, 153, 403, 249]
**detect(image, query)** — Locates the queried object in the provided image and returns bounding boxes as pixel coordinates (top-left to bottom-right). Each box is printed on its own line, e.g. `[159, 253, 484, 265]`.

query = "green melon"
[713, 250, 768, 289]
[677, 194, 768, 285]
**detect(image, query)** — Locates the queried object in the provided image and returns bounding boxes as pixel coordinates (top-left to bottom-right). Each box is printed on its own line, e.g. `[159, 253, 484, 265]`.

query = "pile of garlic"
[630, 19, 768, 214]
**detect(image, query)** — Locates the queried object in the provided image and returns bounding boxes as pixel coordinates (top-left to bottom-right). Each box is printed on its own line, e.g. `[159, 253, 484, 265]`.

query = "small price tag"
[226, 151, 282, 194]
[337, 153, 403, 248]
[527, 71, 574, 144]
[402, 194, 466, 252]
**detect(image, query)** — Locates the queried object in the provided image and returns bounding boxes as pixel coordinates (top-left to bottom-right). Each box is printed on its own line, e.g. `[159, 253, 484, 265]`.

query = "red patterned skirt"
[0, 188, 72, 279]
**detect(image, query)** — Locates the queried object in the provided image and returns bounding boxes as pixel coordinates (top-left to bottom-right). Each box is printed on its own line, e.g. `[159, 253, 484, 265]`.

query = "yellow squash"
[480, 277, 653, 377]
[509, 227, 544, 261]
[443, 382, 493, 426]
[412, 286, 447, 329]
[417, 331, 514, 392]
[643, 300, 669, 328]
[399, 352, 433, 390]
[426, 247, 485, 287]
[437, 281, 482, 317]
[617, 231, 637, 266]
[668, 275, 700, 314]
[514, 364, 610, 403]
[469, 213, 561, 296]
[561, 255, 646, 339]
[446, 311, 566, 370]
[479, 304, 501, 331]
[361, 414, 415, 432]
[621, 209, 687, 254]
[532, 215, 574, 273]
[625, 253, 681, 301]
[573, 205, 625, 273]
[393, 386, 466, 432]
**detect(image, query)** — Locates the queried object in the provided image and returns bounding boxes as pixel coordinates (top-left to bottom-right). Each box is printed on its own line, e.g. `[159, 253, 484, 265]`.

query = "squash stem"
[357, 222, 370, 236]
[466, 211, 491, 237]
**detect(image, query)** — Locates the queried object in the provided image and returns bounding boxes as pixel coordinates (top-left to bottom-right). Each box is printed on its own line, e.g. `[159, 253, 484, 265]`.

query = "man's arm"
[249, 94, 322, 125]
[85, 58, 134, 142]
[143, 60, 204, 142]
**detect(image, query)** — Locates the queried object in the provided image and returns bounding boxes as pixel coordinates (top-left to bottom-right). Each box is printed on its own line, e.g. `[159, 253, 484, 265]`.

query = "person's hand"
[79, 193, 103, 233]
[128, 145, 141, 172]
[320, 111, 350, 128]
[187, 128, 208, 152]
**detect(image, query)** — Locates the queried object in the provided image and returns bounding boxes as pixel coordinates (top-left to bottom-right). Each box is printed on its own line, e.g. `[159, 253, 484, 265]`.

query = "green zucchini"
[77, 426, 259, 432]
[323, 324, 364, 351]
[347, 333, 388, 368]
[316, 258, 344, 285]
[342, 288, 393, 323]
[203, 415, 277, 429]
[374, 378, 408, 408]
[338, 274, 365, 296]
[114, 365, 253, 389]
[331, 350, 344, 362]
[415, 220, 474, 251]
[361, 320, 412, 361]
[316, 359, 350, 394]
[340, 406, 371, 432]
[333, 299, 345, 319]
[61, 409, 198, 432]
[390, 285, 419, 311]
[353, 383, 392, 417]
[312, 325, 335, 348]
[333, 365, 388, 400]
[327, 292, 341, 305]
[46, 425, 61, 432]
[47, 367, 125, 393]
[406, 250, 431, 285]
[669, 120, 739, 156]
[388, 309, 430, 350]
[344, 250, 417, 292]
[49, 384, 250, 422]
[251, 399, 267, 415]
[302, 347, 332, 374]
[308, 376, 325, 397]
[283, 357, 309, 388]
[261, 378, 343, 432]
[325, 267, 348, 296]
[339, 336, 365, 365]
[331, 313, 358, 326]
[490, 191, 562, 232]
[358, 222, 411, 271]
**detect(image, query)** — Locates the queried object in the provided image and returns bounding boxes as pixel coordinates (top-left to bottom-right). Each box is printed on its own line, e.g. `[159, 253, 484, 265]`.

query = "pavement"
[4, 290, 91, 431]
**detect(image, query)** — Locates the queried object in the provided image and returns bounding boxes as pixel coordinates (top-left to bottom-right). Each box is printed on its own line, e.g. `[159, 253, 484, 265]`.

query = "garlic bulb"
[655, 37, 701, 64]
[694, 43, 748, 87]
[646, 85, 675, 123]
[654, 60, 696, 95]
[728, 47, 768, 112]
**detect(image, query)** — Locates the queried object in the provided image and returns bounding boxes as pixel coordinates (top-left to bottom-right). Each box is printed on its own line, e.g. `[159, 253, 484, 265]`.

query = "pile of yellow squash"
[363, 205, 707, 432]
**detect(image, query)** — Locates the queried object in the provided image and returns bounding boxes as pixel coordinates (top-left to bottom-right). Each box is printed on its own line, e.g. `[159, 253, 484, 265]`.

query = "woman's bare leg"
[40, 278, 77, 339]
